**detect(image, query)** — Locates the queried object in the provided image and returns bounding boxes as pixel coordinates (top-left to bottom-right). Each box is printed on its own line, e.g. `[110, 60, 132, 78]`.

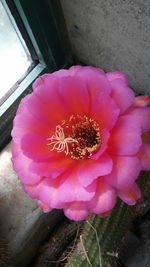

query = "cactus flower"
[11, 66, 150, 221]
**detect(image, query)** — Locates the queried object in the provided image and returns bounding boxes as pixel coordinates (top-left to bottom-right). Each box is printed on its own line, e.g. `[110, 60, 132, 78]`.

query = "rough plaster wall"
[61, 0, 150, 94]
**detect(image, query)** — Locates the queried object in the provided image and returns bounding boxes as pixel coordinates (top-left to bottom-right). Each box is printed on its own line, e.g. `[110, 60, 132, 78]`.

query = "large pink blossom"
[11, 66, 150, 221]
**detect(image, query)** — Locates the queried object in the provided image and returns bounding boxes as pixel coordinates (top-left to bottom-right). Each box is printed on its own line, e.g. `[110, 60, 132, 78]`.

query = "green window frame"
[0, 0, 72, 150]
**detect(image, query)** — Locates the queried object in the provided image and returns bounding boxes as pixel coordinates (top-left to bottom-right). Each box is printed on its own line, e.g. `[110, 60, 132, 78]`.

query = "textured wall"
[61, 0, 150, 94]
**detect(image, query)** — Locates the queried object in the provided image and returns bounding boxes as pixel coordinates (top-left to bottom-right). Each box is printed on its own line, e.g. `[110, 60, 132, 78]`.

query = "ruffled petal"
[21, 132, 56, 161]
[105, 156, 141, 189]
[24, 175, 95, 211]
[58, 171, 96, 203]
[64, 202, 88, 221]
[12, 102, 49, 144]
[37, 179, 64, 208]
[133, 96, 150, 107]
[92, 95, 120, 130]
[110, 79, 134, 113]
[69, 65, 105, 78]
[20, 89, 63, 126]
[128, 107, 150, 132]
[81, 73, 120, 130]
[29, 157, 74, 179]
[118, 183, 141, 205]
[137, 143, 150, 170]
[106, 71, 128, 84]
[12, 141, 42, 185]
[78, 154, 113, 187]
[108, 115, 142, 155]
[38, 201, 52, 213]
[88, 178, 117, 214]
[24, 178, 63, 209]
[29, 81, 68, 124]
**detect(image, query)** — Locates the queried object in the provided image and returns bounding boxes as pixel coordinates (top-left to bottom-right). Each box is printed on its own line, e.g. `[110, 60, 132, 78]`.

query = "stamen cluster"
[48, 115, 101, 159]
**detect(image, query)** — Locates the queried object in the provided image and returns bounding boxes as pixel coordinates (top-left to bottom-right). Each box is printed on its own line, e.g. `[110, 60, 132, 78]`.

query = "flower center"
[47, 115, 101, 159]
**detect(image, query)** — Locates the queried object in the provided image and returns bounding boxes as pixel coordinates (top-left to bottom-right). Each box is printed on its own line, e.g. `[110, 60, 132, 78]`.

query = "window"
[0, 0, 71, 150]
[0, 0, 33, 105]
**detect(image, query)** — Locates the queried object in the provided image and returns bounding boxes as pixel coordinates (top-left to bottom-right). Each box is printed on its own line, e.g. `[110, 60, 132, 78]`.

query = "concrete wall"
[61, 0, 150, 94]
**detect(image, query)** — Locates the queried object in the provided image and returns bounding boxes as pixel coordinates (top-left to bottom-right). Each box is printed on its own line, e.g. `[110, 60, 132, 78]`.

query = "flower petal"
[88, 178, 117, 214]
[78, 154, 113, 187]
[88, 81, 119, 129]
[110, 79, 134, 113]
[106, 71, 128, 84]
[108, 115, 142, 155]
[38, 201, 52, 213]
[64, 202, 88, 221]
[133, 96, 150, 107]
[12, 141, 42, 185]
[20, 90, 61, 126]
[29, 157, 74, 179]
[58, 171, 96, 203]
[58, 76, 90, 116]
[93, 96, 120, 130]
[62, 71, 119, 129]
[37, 179, 64, 208]
[24, 178, 62, 208]
[128, 107, 150, 132]
[118, 183, 141, 205]
[137, 143, 150, 170]
[105, 156, 141, 189]
[21, 132, 55, 161]
[12, 102, 49, 144]
[69, 65, 105, 78]
[21, 131, 71, 162]
[31, 80, 68, 124]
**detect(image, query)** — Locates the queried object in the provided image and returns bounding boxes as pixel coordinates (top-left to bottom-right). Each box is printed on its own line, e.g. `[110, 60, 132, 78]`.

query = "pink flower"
[11, 66, 150, 221]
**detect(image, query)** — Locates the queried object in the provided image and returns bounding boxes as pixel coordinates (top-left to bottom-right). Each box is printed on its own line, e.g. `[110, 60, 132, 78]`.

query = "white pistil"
[47, 125, 78, 155]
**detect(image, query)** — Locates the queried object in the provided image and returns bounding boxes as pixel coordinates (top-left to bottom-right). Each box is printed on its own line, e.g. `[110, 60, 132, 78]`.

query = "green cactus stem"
[66, 172, 149, 267]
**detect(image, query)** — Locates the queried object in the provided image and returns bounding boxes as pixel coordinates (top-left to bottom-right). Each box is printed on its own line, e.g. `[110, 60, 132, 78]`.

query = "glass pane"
[0, 0, 32, 103]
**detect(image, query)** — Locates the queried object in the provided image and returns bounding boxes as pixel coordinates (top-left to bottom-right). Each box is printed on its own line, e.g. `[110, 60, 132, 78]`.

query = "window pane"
[0, 0, 32, 103]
